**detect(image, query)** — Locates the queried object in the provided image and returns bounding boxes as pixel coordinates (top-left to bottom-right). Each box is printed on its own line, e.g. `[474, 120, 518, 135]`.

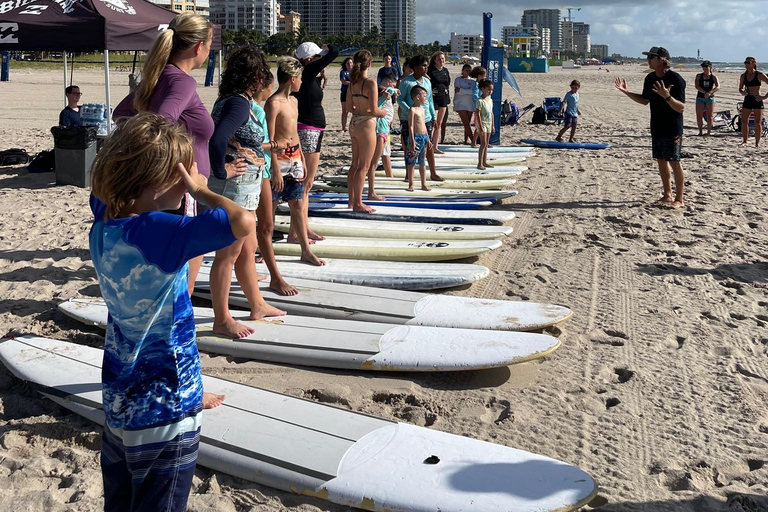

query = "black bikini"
[743, 72, 764, 110]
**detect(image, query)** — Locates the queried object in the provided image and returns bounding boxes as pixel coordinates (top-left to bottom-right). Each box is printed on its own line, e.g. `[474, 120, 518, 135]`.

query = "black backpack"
[28, 149, 55, 173]
[531, 107, 547, 125]
[0, 148, 31, 166]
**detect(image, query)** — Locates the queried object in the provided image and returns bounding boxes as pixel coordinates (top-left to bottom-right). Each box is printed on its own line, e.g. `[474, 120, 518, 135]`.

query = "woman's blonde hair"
[429, 51, 445, 67]
[350, 50, 372, 85]
[91, 112, 194, 219]
[133, 13, 212, 112]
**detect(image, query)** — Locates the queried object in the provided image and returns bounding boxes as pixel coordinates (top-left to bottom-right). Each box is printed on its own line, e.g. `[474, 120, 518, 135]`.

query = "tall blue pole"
[481, 12, 502, 145]
[1, 51, 10, 82]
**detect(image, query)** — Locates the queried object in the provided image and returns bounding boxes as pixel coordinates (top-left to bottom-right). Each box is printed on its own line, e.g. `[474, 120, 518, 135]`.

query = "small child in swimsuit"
[474, 79, 494, 170]
[469, 66, 487, 148]
[265, 57, 325, 266]
[406, 85, 432, 192]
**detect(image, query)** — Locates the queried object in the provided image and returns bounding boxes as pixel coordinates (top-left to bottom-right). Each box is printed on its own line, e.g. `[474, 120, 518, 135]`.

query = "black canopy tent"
[0, 0, 222, 131]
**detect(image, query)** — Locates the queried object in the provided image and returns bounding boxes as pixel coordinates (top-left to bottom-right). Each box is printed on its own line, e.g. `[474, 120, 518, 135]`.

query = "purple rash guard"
[114, 65, 215, 178]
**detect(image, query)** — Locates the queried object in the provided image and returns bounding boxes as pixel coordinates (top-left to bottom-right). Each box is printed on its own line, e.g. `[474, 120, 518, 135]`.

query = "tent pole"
[218, 49, 222, 87]
[104, 50, 112, 134]
[63, 52, 68, 107]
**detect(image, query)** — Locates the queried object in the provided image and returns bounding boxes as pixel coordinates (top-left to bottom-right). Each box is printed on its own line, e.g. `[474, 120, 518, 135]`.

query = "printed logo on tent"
[0, 23, 19, 43]
[98, 0, 136, 15]
[20, 5, 48, 15]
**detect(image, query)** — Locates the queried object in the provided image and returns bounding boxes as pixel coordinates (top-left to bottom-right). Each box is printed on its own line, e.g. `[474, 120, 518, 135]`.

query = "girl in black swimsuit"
[738, 56, 768, 147]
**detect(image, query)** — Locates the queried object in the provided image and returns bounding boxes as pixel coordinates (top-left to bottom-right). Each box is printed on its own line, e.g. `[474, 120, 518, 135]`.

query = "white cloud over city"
[415, 0, 768, 62]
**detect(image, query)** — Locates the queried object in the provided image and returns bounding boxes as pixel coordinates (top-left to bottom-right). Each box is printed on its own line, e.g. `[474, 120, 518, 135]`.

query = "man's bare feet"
[368, 193, 386, 201]
[288, 234, 316, 245]
[352, 203, 376, 213]
[202, 392, 225, 409]
[300, 251, 327, 266]
[421, 185, 432, 191]
[656, 194, 674, 204]
[269, 279, 299, 296]
[668, 200, 685, 209]
[212, 317, 256, 339]
[307, 229, 325, 241]
[740, 141, 748, 147]
[430, 174, 445, 182]
[249, 303, 287, 320]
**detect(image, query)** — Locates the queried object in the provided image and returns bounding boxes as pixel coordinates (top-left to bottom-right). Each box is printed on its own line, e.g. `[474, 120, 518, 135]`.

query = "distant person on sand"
[453, 63, 476, 145]
[59, 85, 82, 126]
[556, 80, 581, 143]
[428, 51, 451, 151]
[695, 60, 719, 136]
[339, 57, 352, 131]
[738, 56, 768, 147]
[346, 50, 385, 211]
[90, 113, 255, 512]
[469, 66, 487, 148]
[405, 85, 433, 192]
[378, 52, 402, 85]
[615, 46, 686, 208]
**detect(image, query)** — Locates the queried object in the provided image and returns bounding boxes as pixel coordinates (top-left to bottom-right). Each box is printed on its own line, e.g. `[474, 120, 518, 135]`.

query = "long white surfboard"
[313, 182, 517, 200]
[392, 154, 528, 165]
[280, 204, 516, 225]
[58, 301, 560, 371]
[193, 266, 573, 331]
[440, 145, 534, 154]
[341, 166, 522, 180]
[388, 161, 529, 173]
[273, 217, 513, 241]
[272, 238, 502, 262]
[204, 257, 489, 291]
[323, 175, 516, 190]
[0, 336, 597, 512]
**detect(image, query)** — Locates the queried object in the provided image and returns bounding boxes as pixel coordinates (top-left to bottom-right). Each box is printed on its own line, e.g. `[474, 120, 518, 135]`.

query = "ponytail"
[134, 13, 212, 112]
[350, 50, 372, 85]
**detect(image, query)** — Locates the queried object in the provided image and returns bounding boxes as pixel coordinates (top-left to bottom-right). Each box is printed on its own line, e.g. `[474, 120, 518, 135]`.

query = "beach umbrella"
[449, 55, 460, 60]
[602, 58, 616, 63]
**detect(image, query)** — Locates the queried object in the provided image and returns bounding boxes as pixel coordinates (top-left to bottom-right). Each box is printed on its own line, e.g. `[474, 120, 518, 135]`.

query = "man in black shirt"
[615, 46, 686, 208]
[59, 85, 83, 126]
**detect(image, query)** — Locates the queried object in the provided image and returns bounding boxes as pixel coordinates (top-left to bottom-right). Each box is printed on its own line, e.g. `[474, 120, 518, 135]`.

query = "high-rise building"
[521, 8, 561, 50]
[562, 21, 590, 55]
[380, 0, 415, 44]
[151, 0, 210, 18]
[210, 0, 277, 34]
[591, 44, 609, 59]
[276, 3, 301, 35]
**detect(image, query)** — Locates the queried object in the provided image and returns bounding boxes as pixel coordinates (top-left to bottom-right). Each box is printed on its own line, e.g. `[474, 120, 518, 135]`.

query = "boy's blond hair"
[277, 56, 302, 83]
[91, 112, 194, 220]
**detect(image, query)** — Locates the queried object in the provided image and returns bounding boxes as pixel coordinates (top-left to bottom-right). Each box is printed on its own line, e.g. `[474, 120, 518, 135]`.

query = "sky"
[414, 0, 768, 62]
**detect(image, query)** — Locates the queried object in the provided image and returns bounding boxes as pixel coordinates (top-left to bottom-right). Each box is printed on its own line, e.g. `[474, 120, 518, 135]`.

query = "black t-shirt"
[59, 106, 82, 127]
[641, 69, 685, 138]
[428, 66, 451, 104]
[293, 45, 339, 129]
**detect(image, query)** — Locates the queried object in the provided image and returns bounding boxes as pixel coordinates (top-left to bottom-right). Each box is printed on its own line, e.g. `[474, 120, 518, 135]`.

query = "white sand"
[0, 64, 767, 511]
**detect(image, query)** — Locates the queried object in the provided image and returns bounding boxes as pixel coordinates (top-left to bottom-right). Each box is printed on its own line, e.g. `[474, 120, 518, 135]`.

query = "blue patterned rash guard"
[89, 195, 236, 442]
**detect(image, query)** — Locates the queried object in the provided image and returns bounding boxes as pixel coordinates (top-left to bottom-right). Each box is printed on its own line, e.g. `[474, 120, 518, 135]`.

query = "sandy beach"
[0, 63, 767, 511]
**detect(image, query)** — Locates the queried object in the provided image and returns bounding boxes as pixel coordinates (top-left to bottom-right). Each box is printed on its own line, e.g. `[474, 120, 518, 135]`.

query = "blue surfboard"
[520, 139, 610, 150]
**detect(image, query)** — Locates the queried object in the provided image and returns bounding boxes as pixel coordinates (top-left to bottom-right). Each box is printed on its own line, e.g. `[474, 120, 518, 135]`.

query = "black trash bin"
[51, 125, 98, 187]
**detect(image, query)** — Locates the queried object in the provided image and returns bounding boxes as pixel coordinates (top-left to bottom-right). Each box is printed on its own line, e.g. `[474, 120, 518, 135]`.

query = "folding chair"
[543, 97, 563, 125]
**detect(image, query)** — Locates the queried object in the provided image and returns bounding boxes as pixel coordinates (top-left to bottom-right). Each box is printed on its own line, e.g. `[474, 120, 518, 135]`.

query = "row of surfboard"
[0, 145, 598, 512]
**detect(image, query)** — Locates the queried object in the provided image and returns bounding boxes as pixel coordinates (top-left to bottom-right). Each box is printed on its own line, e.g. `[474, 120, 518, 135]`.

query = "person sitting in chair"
[59, 85, 82, 127]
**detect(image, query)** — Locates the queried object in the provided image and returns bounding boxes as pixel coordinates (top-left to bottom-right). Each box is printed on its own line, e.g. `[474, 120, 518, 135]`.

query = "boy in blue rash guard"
[556, 80, 581, 143]
[89, 112, 254, 512]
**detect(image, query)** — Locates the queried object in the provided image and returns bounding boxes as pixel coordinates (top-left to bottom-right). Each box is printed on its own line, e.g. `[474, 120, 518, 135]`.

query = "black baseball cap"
[642, 46, 670, 59]
[701, 60, 712, 67]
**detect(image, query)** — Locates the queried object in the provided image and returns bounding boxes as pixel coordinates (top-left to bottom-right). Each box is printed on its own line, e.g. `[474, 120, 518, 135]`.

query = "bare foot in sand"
[249, 303, 287, 320]
[269, 279, 299, 296]
[406, 185, 414, 192]
[288, 234, 315, 245]
[668, 200, 685, 209]
[740, 141, 748, 147]
[212, 318, 256, 339]
[368, 193, 386, 201]
[301, 251, 327, 266]
[555, 137, 563, 143]
[308, 229, 325, 241]
[656, 194, 674, 204]
[203, 392, 225, 409]
[421, 185, 432, 191]
[430, 174, 445, 182]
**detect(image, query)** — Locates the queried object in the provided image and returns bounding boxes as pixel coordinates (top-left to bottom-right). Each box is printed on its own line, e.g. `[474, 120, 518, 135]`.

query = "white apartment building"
[501, 24, 550, 56]
[380, 0, 416, 44]
[521, 8, 561, 50]
[450, 33, 482, 56]
[210, 0, 277, 34]
[151, 0, 210, 18]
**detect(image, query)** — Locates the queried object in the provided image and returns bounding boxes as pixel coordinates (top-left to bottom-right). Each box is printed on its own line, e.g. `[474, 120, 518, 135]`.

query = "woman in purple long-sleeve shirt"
[114, 13, 239, 303]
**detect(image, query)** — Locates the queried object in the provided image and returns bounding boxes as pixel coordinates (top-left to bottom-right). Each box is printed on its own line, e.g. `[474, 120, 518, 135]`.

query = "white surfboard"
[280, 204, 516, 225]
[273, 217, 513, 241]
[323, 175, 516, 190]
[203, 257, 488, 291]
[272, 238, 502, 262]
[0, 336, 597, 512]
[388, 161, 529, 173]
[341, 166, 522, 180]
[392, 154, 528, 165]
[313, 182, 517, 200]
[58, 301, 560, 371]
[193, 266, 573, 331]
[440, 145, 534, 154]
